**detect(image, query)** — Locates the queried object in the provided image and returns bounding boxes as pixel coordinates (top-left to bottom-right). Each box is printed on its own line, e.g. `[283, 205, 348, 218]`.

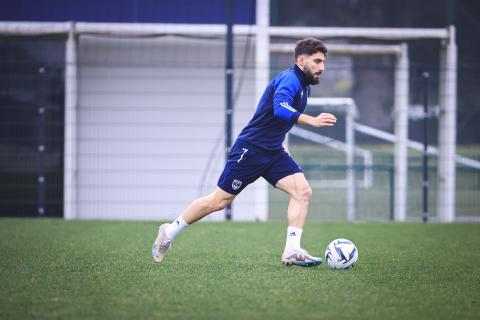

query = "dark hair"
[294, 38, 328, 59]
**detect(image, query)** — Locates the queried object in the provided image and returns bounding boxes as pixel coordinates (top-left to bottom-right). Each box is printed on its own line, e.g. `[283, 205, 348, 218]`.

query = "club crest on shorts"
[232, 179, 242, 190]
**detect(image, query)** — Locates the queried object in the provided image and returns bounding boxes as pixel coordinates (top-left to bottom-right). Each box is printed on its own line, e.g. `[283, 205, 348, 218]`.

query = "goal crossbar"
[0, 22, 450, 41]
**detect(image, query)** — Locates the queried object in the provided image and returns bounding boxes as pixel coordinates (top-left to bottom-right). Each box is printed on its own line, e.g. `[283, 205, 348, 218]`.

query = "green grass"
[1, 219, 479, 320]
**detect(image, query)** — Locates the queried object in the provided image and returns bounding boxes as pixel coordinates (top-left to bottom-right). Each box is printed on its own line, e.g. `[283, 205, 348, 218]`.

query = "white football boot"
[281, 248, 322, 267]
[151, 223, 172, 263]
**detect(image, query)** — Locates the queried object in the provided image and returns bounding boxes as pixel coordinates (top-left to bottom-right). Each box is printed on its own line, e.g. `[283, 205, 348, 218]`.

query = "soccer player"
[152, 38, 336, 266]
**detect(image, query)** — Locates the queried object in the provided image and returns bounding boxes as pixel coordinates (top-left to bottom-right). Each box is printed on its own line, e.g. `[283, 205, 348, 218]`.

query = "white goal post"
[289, 97, 373, 222]
[271, 42, 409, 221]
[256, 0, 457, 222]
[0, 0, 457, 222]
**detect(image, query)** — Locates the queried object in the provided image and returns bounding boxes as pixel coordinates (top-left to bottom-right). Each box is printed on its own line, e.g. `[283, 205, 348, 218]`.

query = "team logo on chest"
[232, 179, 242, 190]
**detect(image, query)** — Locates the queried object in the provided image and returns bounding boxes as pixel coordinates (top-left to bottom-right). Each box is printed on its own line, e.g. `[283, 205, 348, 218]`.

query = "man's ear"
[297, 55, 305, 68]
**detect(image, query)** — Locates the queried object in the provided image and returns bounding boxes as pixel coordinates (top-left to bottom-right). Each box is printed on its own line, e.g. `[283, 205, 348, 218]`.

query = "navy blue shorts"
[217, 141, 303, 195]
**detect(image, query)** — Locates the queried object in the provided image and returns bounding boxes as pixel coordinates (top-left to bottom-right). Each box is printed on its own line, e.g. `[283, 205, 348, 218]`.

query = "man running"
[152, 38, 336, 266]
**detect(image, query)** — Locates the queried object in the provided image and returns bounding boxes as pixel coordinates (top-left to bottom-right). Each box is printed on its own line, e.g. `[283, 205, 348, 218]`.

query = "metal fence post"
[37, 67, 46, 217]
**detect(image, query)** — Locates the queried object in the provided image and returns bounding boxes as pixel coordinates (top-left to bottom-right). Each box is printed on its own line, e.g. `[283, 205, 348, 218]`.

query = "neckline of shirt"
[293, 64, 309, 87]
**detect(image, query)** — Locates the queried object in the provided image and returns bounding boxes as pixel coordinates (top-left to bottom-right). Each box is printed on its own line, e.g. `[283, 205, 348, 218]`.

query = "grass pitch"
[1, 219, 479, 320]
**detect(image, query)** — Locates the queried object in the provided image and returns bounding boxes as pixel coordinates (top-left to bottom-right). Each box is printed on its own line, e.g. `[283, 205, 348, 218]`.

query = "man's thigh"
[262, 151, 303, 189]
[275, 172, 310, 197]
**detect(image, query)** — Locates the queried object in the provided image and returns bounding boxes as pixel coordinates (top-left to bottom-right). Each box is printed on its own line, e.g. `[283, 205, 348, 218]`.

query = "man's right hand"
[297, 113, 337, 127]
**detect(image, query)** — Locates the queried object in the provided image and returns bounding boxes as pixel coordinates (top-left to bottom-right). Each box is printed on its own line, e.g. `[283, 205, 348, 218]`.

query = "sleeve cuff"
[291, 111, 301, 124]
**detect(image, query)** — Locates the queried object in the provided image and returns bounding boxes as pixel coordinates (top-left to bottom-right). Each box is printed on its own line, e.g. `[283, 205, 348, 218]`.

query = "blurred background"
[0, 0, 478, 222]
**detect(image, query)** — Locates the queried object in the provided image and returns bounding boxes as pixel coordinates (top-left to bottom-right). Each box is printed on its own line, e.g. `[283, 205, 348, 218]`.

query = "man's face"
[298, 52, 326, 85]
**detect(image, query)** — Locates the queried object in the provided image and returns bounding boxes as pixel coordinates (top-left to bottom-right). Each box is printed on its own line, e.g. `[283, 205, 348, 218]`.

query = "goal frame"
[0, 2, 457, 221]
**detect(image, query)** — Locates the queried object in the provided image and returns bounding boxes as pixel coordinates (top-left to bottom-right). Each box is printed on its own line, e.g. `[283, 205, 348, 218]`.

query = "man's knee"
[205, 193, 234, 212]
[296, 185, 313, 203]
[212, 198, 231, 211]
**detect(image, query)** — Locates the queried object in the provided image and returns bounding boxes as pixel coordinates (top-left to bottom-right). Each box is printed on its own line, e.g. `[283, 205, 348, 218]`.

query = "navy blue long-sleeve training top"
[235, 64, 311, 151]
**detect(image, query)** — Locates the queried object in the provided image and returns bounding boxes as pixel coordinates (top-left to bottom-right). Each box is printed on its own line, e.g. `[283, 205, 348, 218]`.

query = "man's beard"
[303, 66, 321, 85]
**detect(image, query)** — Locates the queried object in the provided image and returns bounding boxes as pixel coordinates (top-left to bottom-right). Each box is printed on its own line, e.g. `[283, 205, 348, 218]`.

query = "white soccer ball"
[325, 238, 359, 270]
